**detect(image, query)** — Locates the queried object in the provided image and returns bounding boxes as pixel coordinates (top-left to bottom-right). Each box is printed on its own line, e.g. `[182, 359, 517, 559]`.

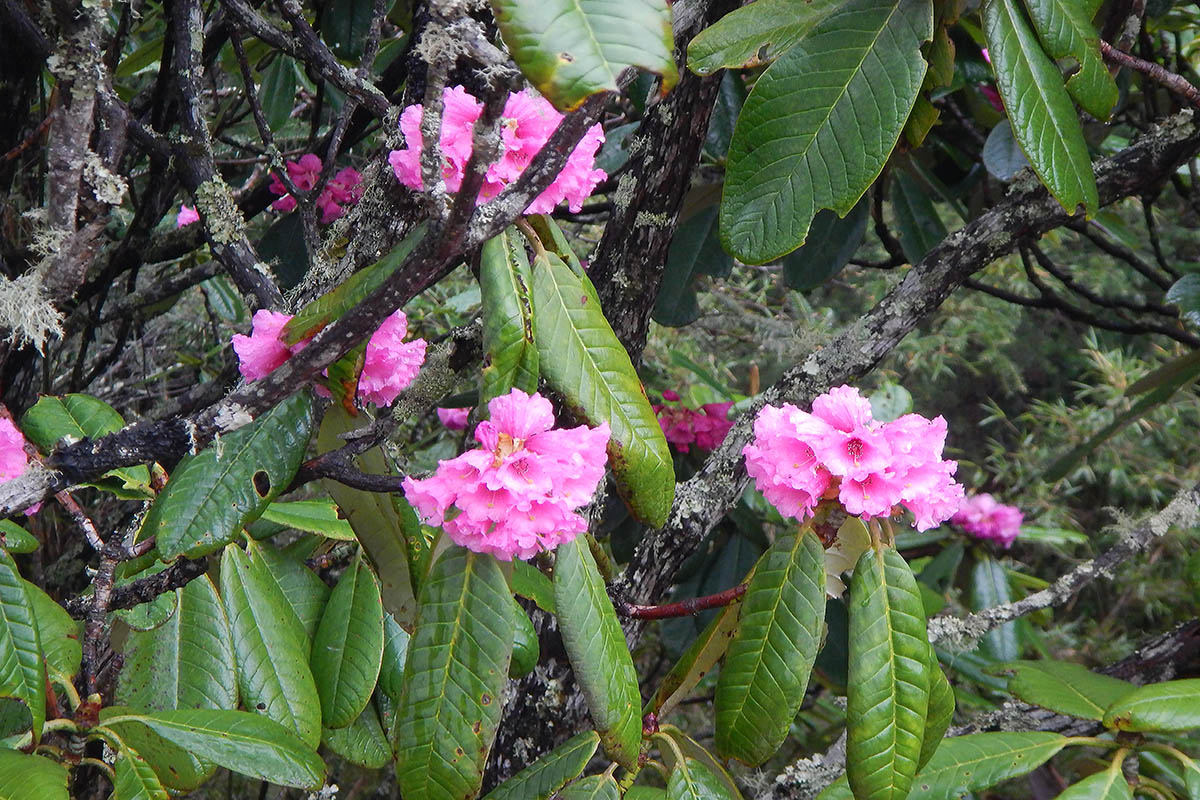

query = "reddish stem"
[618, 584, 747, 620]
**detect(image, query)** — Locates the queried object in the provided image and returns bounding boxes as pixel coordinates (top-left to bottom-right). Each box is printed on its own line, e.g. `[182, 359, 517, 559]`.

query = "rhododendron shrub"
[744, 385, 964, 530]
[389, 86, 606, 213]
[403, 389, 610, 560]
[268, 154, 364, 223]
[953, 493, 1023, 547]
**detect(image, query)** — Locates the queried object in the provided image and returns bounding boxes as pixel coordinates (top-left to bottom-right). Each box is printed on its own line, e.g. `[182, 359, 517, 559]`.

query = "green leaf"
[554, 537, 641, 769]
[261, 500, 355, 541]
[0, 750, 68, 799]
[999, 660, 1133, 720]
[318, 406, 419, 629]
[220, 545, 321, 746]
[1103, 679, 1200, 732]
[482, 730, 600, 800]
[114, 560, 178, 632]
[780, 201, 870, 291]
[283, 224, 427, 345]
[0, 549, 43, 741]
[117, 574, 237, 713]
[533, 250, 675, 526]
[891, 170, 948, 262]
[481, 229, 540, 403]
[247, 540, 331, 644]
[719, 0, 934, 264]
[99, 715, 214, 791]
[100, 708, 326, 789]
[667, 757, 736, 800]
[24, 582, 80, 679]
[394, 547, 514, 800]
[321, 702, 392, 769]
[654, 206, 733, 327]
[312, 556, 385, 728]
[0, 522, 37, 555]
[512, 559, 556, 614]
[115, 34, 165, 77]
[1053, 757, 1131, 800]
[627, 789, 670, 800]
[715, 530, 826, 765]
[259, 55, 297, 130]
[688, 0, 864, 74]
[510, 598, 539, 678]
[908, 732, 1068, 798]
[971, 554, 1018, 662]
[982, 0, 1098, 214]
[20, 394, 152, 498]
[1022, 0, 1118, 119]
[112, 744, 170, 800]
[322, 0, 378, 59]
[659, 725, 744, 800]
[648, 595, 741, 718]
[379, 612, 410, 701]
[983, 119, 1032, 180]
[489, 0, 678, 111]
[1167, 274, 1200, 326]
[559, 774, 621, 800]
[919, 644, 954, 769]
[147, 393, 313, 560]
[846, 546, 930, 800]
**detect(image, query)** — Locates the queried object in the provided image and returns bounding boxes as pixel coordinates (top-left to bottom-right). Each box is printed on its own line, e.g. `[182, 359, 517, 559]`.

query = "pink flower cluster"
[231, 308, 426, 408]
[0, 418, 39, 516]
[743, 386, 963, 531]
[952, 493, 1023, 548]
[389, 86, 606, 214]
[436, 407, 470, 430]
[403, 389, 610, 560]
[268, 154, 364, 224]
[653, 391, 734, 453]
[176, 204, 200, 228]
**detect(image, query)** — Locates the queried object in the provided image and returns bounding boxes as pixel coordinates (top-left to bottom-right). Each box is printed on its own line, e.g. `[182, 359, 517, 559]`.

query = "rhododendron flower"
[744, 386, 963, 530]
[952, 493, 1023, 548]
[389, 86, 606, 213]
[269, 157, 363, 223]
[436, 407, 470, 430]
[176, 204, 200, 227]
[231, 309, 426, 407]
[653, 395, 734, 453]
[403, 389, 610, 560]
[0, 418, 39, 515]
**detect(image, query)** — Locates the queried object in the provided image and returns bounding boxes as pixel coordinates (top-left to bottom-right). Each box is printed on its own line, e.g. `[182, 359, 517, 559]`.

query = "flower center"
[493, 432, 524, 466]
[846, 438, 865, 464]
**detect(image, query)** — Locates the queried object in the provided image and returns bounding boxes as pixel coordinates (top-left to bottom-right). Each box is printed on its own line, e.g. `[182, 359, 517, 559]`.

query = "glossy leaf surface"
[24, 581, 80, 679]
[1001, 659, 1133, 720]
[554, 537, 641, 770]
[247, 541, 330, 645]
[0, 548, 43, 740]
[908, 732, 1067, 798]
[260, 500, 355, 540]
[918, 644, 954, 769]
[311, 556, 385, 728]
[780, 201, 870, 291]
[1023, 0, 1117, 119]
[1053, 757, 1131, 800]
[0, 750, 68, 799]
[667, 757, 735, 800]
[688, 0, 861, 74]
[1103, 679, 1200, 732]
[321, 703, 391, 769]
[112, 746, 170, 800]
[971, 554, 1018, 662]
[481, 228, 539, 403]
[483, 730, 600, 800]
[715, 529, 826, 765]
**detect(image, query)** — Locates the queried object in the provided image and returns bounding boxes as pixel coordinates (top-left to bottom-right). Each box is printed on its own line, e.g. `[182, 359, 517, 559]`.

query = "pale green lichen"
[0, 272, 64, 351]
[195, 178, 246, 245]
[83, 152, 128, 206]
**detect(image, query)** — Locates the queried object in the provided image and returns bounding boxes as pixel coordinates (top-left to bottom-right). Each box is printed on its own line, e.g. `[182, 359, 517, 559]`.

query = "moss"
[195, 178, 246, 245]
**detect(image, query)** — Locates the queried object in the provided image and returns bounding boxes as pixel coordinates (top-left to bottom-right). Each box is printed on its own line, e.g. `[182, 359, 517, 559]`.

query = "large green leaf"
[918, 644, 954, 769]
[554, 537, 642, 770]
[659, 725, 744, 800]
[533, 250, 674, 526]
[260, 500, 355, 541]
[117, 575, 237, 713]
[512, 559, 556, 614]
[0, 750, 68, 799]
[282, 224, 427, 345]
[318, 406, 418, 629]
[780, 201, 870, 291]
[112, 744, 170, 800]
[688, 0, 863, 74]
[0, 549, 43, 740]
[220, 545, 320, 746]
[100, 708, 326, 789]
[148, 393, 313, 560]
[908, 732, 1067, 798]
[715, 530, 825, 765]
[259, 55, 297, 130]
[489, 0, 677, 111]
[481, 228, 539, 403]
[20, 394, 152, 497]
[311, 556, 385, 728]
[379, 612, 410, 701]
[719, 0, 933, 264]
[510, 598, 539, 678]
[100, 716, 213, 791]
[1000, 659, 1133, 720]
[247, 541, 331, 645]
[1053, 757, 1131, 800]
[24, 581, 80, 679]
[321, 702, 392, 769]
[483, 730, 600, 800]
[1023, 0, 1117, 119]
[970, 554, 1018, 662]
[667, 757, 735, 800]
[394, 547, 514, 800]
[653, 206, 733, 328]
[1102, 679, 1200, 732]
[890, 170, 948, 263]
[982, 0, 1098, 214]
[846, 547, 930, 800]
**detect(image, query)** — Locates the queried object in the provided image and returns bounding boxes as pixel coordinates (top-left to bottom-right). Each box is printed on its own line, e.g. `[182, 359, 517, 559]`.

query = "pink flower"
[176, 204, 200, 227]
[269, 157, 363, 222]
[743, 386, 963, 530]
[952, 493, 1023, 548]
[0, 418, 39, 516]
[231, 309, 426, 407]
[357, 310, 426, 407]
[437, 407, 470, 430]
[316, 167, 364, 224]
[231, 310, 301, 381]
[403, 389, 610, 560]
[653, 396, 735, 454]
[389, 86, 607, 214]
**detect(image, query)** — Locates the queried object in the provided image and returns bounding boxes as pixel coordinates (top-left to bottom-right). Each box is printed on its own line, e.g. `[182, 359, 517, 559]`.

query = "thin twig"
[617, 584, 747, 620]
[1100, 39, 1200, 109]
